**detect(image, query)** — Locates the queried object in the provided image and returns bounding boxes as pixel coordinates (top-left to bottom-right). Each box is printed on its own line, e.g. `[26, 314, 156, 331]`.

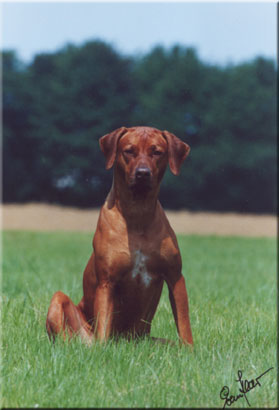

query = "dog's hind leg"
[46, 291, 92, 344]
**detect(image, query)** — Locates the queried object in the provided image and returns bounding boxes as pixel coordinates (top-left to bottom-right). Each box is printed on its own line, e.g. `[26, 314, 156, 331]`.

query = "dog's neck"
[107, 175, 160, 231]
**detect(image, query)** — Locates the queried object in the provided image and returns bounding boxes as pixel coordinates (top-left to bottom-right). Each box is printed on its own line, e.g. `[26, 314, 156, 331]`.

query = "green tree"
[5, 41, 136, 206]
[2, 51, 38, 202]
[2, 43, 276, 213]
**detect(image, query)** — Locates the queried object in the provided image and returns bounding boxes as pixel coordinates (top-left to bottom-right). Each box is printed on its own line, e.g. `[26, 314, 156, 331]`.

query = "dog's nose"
[135, 167, 151, 180]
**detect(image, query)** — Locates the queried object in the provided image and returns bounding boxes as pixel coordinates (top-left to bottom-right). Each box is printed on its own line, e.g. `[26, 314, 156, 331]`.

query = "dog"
[46, 126, 193, 346]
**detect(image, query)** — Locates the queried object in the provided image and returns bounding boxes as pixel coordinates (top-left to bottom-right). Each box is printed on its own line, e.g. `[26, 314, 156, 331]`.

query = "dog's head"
[99, 126, 190, 194]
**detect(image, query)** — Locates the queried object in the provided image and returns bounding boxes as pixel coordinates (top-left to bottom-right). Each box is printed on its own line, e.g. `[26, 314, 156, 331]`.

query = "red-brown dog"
[46, 126, 193, 346]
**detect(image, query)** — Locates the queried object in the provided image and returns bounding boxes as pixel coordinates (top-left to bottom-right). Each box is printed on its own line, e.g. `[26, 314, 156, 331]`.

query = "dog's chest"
[131, 250, 153, 287]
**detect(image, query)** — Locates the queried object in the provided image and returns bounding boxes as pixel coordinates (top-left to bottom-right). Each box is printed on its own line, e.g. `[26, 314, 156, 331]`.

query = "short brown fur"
[46, 126, 193, 346]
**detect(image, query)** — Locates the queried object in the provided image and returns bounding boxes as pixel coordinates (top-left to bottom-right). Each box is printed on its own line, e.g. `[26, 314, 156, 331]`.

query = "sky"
[1, 1, 277, 66]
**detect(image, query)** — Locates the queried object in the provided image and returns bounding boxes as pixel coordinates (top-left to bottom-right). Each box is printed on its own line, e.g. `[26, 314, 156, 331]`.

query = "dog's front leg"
[167, 275, 193, 346]
[93, 283, 114, 342]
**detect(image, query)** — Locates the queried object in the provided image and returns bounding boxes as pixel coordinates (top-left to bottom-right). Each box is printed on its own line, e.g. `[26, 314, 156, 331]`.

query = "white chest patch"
[132, 250, 152, 287]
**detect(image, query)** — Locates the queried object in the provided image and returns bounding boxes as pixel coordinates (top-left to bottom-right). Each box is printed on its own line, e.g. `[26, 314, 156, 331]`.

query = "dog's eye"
[124, 148, 134, 155]
[150, 145, 163, 156]
[153, 150, 163, 156]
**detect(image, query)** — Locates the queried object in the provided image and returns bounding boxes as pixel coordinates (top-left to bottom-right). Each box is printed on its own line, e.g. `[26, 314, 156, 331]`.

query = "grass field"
[1, 231, 277, 408]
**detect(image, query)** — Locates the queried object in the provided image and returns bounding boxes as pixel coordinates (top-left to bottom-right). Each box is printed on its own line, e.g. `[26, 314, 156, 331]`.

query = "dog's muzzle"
[135, 167, 151, 181]
[130, 166, 153, 192]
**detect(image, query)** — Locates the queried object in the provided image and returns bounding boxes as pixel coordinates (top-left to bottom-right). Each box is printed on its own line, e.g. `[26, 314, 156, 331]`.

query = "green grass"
[1, 231, 277, 408]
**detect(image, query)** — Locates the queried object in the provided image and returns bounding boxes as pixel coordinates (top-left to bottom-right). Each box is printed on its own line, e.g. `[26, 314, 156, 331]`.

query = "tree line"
[3, 40, 277, 213]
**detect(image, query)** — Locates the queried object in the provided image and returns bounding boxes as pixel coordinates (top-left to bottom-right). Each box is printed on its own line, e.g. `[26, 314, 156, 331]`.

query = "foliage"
[2, 41, 277, 212]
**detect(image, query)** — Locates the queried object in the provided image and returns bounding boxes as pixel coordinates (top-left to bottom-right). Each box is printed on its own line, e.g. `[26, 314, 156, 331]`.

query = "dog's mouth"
[127, 166, 154, 196]
[129, 177, 153, 195]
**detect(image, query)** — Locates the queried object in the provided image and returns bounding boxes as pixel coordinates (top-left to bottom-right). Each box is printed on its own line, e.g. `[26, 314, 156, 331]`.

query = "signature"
[220, 367, 274, 408]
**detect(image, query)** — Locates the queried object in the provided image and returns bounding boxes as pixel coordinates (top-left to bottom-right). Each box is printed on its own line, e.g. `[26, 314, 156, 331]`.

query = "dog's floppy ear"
[162, 130, 190, 176]
[99, 127, 128, 169]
